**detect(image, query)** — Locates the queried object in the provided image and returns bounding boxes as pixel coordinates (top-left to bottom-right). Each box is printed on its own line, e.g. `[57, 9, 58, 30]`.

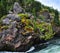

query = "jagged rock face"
[0, 1, 54, 52]
[2, 14, 20, 25]
[13, 2, 24, 13]
[0, 2, 40, 52]
[0, 18, 33, 52]
[7, 14, 20, 21]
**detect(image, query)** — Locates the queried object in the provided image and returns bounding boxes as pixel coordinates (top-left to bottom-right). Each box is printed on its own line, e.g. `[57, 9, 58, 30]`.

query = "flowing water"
[28, 38, 60, 53]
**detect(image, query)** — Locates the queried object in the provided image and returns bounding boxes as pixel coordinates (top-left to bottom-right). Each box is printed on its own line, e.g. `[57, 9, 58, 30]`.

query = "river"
[28, 37, 60, 53]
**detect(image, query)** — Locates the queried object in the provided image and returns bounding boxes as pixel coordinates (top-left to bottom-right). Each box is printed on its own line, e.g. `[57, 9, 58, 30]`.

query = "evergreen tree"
[54, 10, 59, 26]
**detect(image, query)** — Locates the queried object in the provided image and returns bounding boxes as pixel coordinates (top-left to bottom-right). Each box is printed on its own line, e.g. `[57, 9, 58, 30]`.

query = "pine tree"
[54, 10, 59, 26]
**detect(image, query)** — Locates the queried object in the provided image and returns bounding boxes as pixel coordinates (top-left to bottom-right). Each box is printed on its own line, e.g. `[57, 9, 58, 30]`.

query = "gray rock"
[7, 14, 20, 21]
[13, 2, 23, 13]
[0, 30, 8, 41]
[11, 21, 17, 28]
[41, 11, 52, 22]
[2, 18, 10, 25]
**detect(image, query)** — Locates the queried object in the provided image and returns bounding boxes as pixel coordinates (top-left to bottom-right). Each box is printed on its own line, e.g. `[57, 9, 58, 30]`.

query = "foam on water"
[33, 39, 60, 53]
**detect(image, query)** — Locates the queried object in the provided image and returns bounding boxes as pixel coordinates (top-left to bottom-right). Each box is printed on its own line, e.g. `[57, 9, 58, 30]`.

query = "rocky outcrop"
[13, 2, 25, 13]
[40, 10, 53, 23]
[0, 2, 41, 52]
[0, 2, 55, 52]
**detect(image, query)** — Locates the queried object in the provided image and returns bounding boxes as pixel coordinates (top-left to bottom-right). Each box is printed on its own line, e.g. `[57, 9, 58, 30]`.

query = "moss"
[21, 18, 31, 25]
[18, 13, 28, 19]
[39, 23, 54, 40]
[24, 25, 34, 32]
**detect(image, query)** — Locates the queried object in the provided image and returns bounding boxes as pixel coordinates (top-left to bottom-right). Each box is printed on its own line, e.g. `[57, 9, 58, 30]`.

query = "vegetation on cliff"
[0, 0, 60, 52]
